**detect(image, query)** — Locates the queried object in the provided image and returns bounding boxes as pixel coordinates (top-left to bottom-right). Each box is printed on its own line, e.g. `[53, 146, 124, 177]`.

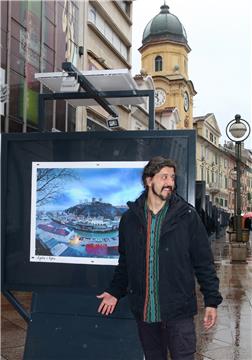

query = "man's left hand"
[203, 307, 217, 330]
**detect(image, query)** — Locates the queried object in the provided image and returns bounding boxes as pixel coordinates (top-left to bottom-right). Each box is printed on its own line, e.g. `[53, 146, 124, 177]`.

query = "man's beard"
[151, 184, 173, 201]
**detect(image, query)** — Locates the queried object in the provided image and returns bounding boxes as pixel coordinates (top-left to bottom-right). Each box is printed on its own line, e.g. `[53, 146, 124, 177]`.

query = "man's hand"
[204, 307, 217, 330]
[97, 292, 118, 316]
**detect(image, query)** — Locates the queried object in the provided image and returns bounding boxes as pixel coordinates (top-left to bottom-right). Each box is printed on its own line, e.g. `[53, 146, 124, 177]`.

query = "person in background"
[244, 217, 252, 231]
[97, 156, 222, 360]
[229, 215, 235, 230]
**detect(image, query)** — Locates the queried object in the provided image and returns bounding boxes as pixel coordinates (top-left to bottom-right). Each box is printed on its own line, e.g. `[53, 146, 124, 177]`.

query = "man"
[97, 156, 222, 360]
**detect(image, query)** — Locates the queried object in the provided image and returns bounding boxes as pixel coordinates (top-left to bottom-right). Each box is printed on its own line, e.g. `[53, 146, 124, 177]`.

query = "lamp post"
[226, 115, 250, 248]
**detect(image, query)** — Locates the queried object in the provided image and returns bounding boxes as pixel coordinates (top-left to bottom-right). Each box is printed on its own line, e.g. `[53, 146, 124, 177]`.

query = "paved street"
[194, 231, 252, 360]
[1, 230, 252, 360]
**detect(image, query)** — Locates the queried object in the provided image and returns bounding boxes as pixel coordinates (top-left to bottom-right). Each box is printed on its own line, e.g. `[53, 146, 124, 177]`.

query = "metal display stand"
[37, 62, 155, 131]
[23, 64, 150, 358]
[2, 63, 195, 360]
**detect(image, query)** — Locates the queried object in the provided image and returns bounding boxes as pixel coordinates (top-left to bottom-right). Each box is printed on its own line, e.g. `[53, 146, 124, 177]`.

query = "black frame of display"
[1, 130, 196, 293]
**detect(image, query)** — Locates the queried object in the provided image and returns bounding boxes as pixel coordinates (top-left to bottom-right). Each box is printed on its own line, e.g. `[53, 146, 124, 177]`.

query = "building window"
[206, 128, 208, 138]
[201, 145, 205, 160]
[9, 70, 25, 123]
[105, 23, 113, 43]
[201, 166, 204, 181]
[205, 148, 208, 160]
[67, 104, 76, 132]
[117, 1, 131, 16]
[88, 5, 129, 61]
[155, 56, 162, 72]
[210, 132, 214, 142]
[87, 118, 108, 131]
[89, 8, 96, 23]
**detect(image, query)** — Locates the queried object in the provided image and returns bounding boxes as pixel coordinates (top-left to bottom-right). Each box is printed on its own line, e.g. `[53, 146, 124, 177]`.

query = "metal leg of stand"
[2, 290, 31, 323]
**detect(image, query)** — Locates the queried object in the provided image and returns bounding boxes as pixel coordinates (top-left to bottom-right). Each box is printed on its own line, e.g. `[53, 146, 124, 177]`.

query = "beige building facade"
[194, 113, 252, 214]
[222, 142, 252, 213]
[73, 0, 134, 131]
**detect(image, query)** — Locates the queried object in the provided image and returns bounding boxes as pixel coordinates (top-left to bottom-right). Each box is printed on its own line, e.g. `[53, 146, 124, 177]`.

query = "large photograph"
[30, 161, 146, 265]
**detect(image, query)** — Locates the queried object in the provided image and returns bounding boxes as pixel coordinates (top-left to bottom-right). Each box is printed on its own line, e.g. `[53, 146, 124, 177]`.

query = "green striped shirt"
[143, 202, 168, 322]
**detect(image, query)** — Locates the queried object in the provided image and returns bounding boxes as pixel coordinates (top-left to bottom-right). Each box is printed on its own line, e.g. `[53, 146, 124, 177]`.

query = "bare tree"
[36, 168, 76, 206]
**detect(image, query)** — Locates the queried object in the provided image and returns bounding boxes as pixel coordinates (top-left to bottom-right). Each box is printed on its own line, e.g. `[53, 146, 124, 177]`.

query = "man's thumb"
[96, 293, 105, 298]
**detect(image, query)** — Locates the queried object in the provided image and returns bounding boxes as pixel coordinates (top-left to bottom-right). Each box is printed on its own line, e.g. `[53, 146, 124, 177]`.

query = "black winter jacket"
[107, 192, 223, 321]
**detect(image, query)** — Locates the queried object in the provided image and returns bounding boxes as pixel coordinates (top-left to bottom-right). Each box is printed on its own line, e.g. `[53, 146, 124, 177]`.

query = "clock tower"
[139, 3, 197, 129]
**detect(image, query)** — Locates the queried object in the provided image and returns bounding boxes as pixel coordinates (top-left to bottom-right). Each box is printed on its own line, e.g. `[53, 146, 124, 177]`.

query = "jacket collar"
[127, 191, 147, 227]
[127, 191, 190, 230]
[160, 194, 189, 235]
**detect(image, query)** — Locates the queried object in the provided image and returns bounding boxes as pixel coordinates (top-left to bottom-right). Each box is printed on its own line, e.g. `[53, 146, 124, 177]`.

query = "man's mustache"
[161, 186, 173, 191]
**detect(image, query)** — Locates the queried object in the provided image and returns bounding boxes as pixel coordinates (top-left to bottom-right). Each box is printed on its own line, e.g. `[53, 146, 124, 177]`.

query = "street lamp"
[226, 114, 250, 243]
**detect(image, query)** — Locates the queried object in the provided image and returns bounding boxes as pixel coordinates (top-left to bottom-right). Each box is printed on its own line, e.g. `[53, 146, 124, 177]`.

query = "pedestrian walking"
[244, 217, 252, 231]
[97, 156, 222, 360]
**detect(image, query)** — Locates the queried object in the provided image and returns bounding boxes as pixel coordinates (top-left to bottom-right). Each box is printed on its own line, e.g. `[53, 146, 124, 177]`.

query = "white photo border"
[30, 161, 147, 266]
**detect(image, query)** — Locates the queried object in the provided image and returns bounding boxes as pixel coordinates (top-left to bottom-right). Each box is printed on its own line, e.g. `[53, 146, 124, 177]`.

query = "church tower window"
[155, 56, 163, 71]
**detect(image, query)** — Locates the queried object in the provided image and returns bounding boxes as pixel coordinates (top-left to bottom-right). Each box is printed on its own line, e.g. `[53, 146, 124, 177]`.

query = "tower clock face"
[155, 88, 166, 107]
[184, 91, 189, 112]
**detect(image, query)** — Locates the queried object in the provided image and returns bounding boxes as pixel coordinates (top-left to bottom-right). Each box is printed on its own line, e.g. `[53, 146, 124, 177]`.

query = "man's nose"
[167, 177, 174, 186]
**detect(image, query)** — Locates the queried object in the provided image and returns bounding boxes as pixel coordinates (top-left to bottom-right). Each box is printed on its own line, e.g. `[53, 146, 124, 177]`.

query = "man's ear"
[145, 176, 152, 188]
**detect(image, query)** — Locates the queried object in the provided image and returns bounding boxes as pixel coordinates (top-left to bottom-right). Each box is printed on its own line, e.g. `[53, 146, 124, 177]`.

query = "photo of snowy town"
[30, 161, 146, 265]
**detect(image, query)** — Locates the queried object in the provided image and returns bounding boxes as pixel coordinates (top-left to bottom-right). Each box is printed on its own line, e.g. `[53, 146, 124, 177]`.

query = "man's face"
[146, 166, 175, 201]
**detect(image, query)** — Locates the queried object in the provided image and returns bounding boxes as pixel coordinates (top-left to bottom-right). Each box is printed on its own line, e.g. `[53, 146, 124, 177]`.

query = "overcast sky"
[38, 167, 143, 210]
[132, 0, 251, 147]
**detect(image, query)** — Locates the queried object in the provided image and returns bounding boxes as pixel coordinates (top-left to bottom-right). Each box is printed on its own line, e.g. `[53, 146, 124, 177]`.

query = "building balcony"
[209, 182, 220, 193]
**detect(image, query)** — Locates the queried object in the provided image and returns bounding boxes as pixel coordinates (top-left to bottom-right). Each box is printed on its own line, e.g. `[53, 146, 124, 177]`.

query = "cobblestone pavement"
[1, 230, 252, 360]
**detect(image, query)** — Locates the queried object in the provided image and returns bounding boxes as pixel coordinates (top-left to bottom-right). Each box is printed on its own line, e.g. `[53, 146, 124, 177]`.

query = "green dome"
[142, 4, 188, 45]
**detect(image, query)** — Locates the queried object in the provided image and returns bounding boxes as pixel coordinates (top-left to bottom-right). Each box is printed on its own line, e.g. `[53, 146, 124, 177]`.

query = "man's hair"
[142, 156, 176, 189]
